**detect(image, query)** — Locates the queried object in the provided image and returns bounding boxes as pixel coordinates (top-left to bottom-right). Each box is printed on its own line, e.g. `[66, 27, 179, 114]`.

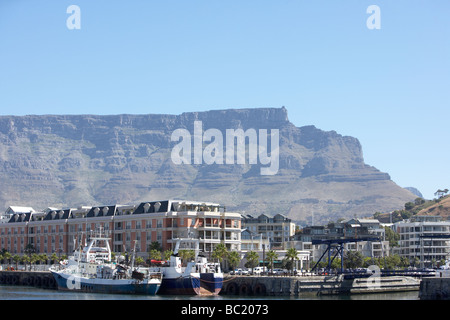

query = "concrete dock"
[0, 270, 423, 297]
[419, 277, 450, 300]
[0, 271, 57, 289]
[222, 275, 420, 296]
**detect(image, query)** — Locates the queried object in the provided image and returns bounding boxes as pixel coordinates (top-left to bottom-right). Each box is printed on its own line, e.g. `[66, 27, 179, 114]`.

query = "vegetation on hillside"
[373, 189, 449, 223]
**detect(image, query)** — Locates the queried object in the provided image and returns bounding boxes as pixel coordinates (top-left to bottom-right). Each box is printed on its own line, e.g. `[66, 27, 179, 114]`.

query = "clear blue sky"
[0, 1, 449, 200]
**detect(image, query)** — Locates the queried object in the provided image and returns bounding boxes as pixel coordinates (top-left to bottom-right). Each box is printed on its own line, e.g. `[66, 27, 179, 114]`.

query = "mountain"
[0, 107, 416, 224]
[404, 187, 423, 198]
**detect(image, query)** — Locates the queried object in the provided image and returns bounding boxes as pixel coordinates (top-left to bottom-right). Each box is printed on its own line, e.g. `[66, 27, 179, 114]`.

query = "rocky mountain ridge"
[0, 107, 415, 224]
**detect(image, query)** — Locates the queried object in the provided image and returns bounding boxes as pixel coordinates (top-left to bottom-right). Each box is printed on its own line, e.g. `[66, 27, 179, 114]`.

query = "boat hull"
[51, 271, 161, 295]
[158, 273, 223, 295]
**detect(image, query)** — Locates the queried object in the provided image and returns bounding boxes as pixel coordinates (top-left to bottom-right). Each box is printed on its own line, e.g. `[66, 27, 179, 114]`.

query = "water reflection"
[0, 285, 419, 300]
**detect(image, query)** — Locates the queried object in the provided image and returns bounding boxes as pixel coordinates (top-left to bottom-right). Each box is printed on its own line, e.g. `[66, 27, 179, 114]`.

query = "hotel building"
[0, 200, 242, 258]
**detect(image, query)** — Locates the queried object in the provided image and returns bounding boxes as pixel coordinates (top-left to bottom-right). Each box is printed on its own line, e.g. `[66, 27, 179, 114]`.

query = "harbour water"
[0, 285, 419, 300]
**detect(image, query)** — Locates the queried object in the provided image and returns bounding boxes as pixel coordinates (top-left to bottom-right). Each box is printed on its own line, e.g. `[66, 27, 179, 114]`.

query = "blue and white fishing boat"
[150, 238, 223, 295]
[50, 229, 162, 295]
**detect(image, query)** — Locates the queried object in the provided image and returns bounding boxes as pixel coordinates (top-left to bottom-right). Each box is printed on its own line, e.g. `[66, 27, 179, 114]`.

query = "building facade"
[394, 216, 450, 267]
[0, 200, 242, 258]
[292, 218, 389, 264]
[241, 213, 296, 249]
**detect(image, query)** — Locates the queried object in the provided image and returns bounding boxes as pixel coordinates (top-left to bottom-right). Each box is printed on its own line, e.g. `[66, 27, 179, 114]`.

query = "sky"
[0, 1, 449, 200]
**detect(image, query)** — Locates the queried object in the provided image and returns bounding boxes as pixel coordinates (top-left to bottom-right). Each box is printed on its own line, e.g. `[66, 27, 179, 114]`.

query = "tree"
[163, 250, 173, 261]
[384, 255, 401, 270]
[12, 255, 21, 270]
[50, 253, 60, 264]
[400, 256, 410, 268]
[148, 241, 162, 252]
[435, 189, 449, 199]
[384, 226, 400, 247]
[344, 250, 364, 269]
[404, 202, 415, 211]
[415, 198, 425, 206]
[30, 254, 39, 270]
[244, 251, 259, 274]
[21, 255, 30, 271]
[178, 249, 195, 266]
[285, 248, 299, 274]
[212, 243, 228, 270]
[39, 254, 48, 266]
[266, 250, 278, 274]
[3, 251, 11, 270]
[149, 249, 162, 261]
[135, 256, 145, 266]
[413, 257, 420, 268]
[227, 251, 241, 272]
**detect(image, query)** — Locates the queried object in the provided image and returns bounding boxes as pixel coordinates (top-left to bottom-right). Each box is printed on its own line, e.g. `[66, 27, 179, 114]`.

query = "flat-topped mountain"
[0, 107, 415, 224]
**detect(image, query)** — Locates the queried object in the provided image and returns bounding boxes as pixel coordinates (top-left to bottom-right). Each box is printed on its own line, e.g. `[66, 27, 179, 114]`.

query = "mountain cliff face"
[0, 107, 415, 224]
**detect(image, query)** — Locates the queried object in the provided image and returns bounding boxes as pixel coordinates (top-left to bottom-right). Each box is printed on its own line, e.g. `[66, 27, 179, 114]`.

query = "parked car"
[231, 268, 249, 275]
[252, 266, 268, 275]
[271, 268, 286, 275]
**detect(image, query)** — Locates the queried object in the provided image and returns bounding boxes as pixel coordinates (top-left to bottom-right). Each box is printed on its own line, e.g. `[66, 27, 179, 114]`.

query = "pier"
[0, 270, 424, 297]
[0, 270, 57, 289]
[222, 274, 420, 296]
[419, 277, 450, 300]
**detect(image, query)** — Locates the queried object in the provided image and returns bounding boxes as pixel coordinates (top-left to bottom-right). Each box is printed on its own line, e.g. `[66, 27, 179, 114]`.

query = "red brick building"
[0, 200, 242, 258]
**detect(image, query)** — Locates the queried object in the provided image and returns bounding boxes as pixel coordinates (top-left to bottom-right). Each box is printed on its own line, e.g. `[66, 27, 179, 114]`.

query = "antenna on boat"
[130, 240, 137, 271]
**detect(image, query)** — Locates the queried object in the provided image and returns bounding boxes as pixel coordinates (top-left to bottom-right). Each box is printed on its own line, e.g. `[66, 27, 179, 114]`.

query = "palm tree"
[178, 249, 195, 266]
[245, 251, 259, 274]
[12, 255, 21, 270]
[163, 250, 173, 261]
[50, 253, 60, 265]
[39, 254, 48, 269]
[3, 251, 11, 270]
[227, 251, 241, 272]
[286, 248, 299, 275]
[149, 249, 162, 261]
[21, 255, 30, 271]
[266, 250, 278, 274]
[135, 256, 145, 266]
[30, 254, 39, 271]
[212, 243, 228, 270]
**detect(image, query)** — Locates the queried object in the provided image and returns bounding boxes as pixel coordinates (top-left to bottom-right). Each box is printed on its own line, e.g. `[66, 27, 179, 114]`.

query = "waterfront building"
[0, 200, 242, 259]
[292, 218, 389, 264]
[394, 216, 450, 267]
[1, 206, 35, 224]
[240, 229, 270, 251]
[241, 213, 296, 249]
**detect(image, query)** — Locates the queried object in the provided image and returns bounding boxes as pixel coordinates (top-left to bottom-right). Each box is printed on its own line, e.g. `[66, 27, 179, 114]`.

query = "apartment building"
[394, 216, 450, 267]
[292, 218, 389, 263]
[240, 229, 270, 251]
[0, 200, 242, 258]
[241, 213, 296, 249]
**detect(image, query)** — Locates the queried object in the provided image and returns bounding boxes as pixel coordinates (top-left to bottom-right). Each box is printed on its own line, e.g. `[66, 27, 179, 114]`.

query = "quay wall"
[0, 271, 421, 296]
[222, 275, 420, 296]
[419, 277, 450, 300]
[0, 271, 57, 289]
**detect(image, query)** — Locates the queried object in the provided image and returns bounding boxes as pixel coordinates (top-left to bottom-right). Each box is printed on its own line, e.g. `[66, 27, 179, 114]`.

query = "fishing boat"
[50, 229, 162, 295]
[149, 238, 223, 295]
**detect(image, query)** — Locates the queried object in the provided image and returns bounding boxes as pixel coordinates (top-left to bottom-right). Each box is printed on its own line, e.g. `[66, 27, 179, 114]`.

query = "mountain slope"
[0, 107, 415, 224]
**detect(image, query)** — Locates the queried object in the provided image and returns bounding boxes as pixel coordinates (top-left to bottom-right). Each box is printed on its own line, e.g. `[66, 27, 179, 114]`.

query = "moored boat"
[149, 238, 223, 295]
[50, 229, 162, 295]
